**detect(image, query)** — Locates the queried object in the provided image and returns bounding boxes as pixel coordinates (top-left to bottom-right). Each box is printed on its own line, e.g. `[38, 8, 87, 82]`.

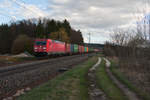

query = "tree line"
[104, 28, 150, 59]
[0, 18, 84, 54]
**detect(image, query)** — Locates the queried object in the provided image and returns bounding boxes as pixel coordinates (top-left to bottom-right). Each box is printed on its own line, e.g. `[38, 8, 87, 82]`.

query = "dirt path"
[104, 58, 141, 100]
[87, 57, 109, 100]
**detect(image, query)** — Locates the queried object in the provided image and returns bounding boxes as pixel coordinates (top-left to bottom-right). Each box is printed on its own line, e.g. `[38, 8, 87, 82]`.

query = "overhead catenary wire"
[88, 33, 91, 44]
[0, 12, 16, 21]
[0, 12, 11, 18]
[10, 0, 43, 17]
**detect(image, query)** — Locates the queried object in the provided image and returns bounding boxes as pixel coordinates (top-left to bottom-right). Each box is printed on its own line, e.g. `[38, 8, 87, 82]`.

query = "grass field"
[96, 59, 128, 100]
[16, 56, 97, 100]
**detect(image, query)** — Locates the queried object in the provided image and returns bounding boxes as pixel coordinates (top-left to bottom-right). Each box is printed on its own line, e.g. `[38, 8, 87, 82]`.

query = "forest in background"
[0, 18, 83, 54]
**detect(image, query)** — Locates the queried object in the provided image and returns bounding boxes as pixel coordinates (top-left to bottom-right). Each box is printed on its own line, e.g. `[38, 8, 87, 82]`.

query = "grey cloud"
[47, 0, 149, 43]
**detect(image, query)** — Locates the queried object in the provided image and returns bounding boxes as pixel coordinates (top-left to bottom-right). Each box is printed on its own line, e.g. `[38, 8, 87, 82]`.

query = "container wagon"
[74, 44, 79, 54]
[34, 38, 96, 57]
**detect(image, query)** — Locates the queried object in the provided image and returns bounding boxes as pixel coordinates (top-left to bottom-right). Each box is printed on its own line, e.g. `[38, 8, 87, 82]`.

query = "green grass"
[96, 59, 128, 100]
[110, 60, 150, 100]
[16, 56, 97, 100]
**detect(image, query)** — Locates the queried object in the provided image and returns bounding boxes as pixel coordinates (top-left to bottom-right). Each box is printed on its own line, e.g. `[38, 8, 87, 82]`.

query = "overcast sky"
[0, 0, 150, 43]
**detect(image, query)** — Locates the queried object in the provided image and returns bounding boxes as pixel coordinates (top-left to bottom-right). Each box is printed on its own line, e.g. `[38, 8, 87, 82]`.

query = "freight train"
[34, 39, 96, 56]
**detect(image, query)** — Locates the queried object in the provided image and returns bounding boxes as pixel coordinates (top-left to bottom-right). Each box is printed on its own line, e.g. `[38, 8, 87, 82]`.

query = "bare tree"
[134, 3, 150, 41]
[110, 28, 133, 46]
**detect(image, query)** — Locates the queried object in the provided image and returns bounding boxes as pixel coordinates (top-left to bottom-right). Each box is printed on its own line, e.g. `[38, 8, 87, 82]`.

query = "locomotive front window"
[36, 41, 46, 45]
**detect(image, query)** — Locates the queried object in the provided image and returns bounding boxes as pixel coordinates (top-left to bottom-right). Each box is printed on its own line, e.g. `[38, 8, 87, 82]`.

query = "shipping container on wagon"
[88, 48, 93, 52]
[94, 49, 99, 52]
[84, 46, 87, 53]
[74, 44, 78, 53]
[81, 46, 84, 53]
[78, 45, 82, 53]
[65, 43, 70, 53]
[86, 47, 88, 52]
[70, 44, 74, 53]
[87, 47, 89, 53]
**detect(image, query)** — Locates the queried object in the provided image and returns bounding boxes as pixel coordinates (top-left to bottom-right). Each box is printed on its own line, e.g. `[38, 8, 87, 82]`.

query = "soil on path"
[87, 57, 109, 100]
[104, 58, 141, 100]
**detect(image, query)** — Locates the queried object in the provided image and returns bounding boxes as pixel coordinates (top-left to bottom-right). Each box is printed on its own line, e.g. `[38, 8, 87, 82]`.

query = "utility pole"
[87, 33, 91, 57]
[149, 19, 150, 40]
[144, 19, 147, 40]
[88, 33, 91, 44]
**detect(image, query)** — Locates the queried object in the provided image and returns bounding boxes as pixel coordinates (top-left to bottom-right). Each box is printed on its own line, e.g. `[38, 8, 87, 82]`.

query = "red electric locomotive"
[34, 39, 66, 56]
[34, 38, 96, 56]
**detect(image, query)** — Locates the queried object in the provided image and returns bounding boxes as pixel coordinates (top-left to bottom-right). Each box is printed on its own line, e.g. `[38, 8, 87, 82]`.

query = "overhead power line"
[0, 12, 15, 20]
[10, 0, 43, 17]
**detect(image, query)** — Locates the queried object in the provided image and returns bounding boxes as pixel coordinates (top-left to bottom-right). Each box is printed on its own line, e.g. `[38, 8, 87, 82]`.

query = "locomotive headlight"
[43, 47, 46, 49]
[34, 47, 37, 49]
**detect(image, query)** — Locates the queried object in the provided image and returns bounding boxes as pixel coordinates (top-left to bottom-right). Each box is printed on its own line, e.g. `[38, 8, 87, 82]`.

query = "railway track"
[0, 54, 93, 99]
[0, 55, 84, 77]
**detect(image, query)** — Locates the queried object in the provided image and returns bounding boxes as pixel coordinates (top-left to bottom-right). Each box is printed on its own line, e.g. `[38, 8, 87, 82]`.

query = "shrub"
[11, 34, 34, 54]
